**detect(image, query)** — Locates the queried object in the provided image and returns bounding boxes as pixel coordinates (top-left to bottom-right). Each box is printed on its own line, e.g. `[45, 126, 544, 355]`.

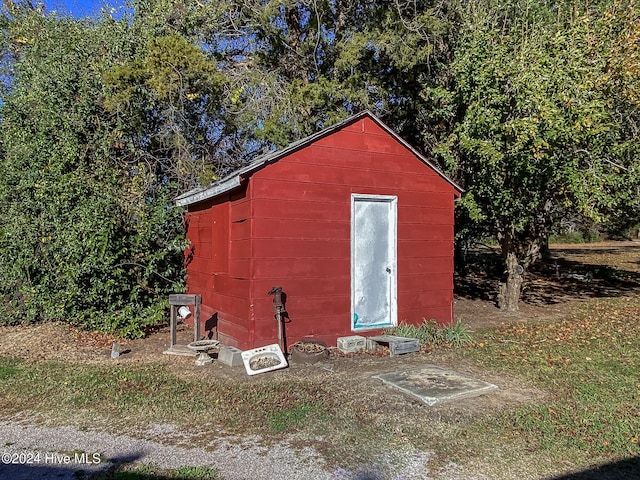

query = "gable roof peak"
[176, 111, 461, 207]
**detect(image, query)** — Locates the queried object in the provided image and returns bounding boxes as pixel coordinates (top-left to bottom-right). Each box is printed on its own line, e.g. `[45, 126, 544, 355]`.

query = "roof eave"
[175, 110, 463, 207]
[175, 175, 242, 207]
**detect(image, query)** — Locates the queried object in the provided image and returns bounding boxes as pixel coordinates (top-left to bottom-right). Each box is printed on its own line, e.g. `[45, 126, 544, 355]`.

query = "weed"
[384, 318, 473, 347]
[384, 318, 440, 344]
[442, 320, 474, 347]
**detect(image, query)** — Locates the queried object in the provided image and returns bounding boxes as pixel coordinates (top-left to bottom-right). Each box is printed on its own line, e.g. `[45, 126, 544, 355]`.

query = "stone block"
[217, 345, 243, 367]
[337, 335, 366, 353]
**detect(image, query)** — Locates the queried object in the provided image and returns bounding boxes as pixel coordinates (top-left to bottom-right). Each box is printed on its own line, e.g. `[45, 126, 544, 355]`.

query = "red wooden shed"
[175, 111, 462, 350]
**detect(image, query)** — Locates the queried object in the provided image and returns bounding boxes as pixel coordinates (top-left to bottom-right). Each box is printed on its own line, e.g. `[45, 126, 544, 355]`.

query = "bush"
[0, 14, 186, 338]
[549, 229, 603, 244]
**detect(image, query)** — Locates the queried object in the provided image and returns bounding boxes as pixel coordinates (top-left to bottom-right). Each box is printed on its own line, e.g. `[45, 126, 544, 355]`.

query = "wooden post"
[170, 303, 177, 347]
[194, 295, 201, 342]
[168, 294, 202, 347]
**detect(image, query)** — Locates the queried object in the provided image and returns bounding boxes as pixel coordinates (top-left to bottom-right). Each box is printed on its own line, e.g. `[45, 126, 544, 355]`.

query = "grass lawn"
[1, 297, 638, 478]
[90, 464, 223, 480]
[454, 296, 640, 475]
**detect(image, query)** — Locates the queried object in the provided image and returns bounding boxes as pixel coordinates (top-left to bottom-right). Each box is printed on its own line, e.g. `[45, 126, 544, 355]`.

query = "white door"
[351, 194, 397, 330]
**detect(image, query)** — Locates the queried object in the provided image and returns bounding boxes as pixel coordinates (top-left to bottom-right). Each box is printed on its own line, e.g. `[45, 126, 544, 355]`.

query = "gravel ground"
[0, 419, 443, 480]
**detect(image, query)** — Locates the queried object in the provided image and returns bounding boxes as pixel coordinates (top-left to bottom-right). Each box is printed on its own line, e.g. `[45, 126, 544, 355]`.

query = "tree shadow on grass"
[0, 452, 221, 480]
[546, 456, 640, 480]
[455, 244, 640, 307]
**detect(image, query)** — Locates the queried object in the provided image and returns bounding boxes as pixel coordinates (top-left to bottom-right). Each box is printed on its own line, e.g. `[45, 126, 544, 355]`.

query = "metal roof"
[175, 111, 462, 207]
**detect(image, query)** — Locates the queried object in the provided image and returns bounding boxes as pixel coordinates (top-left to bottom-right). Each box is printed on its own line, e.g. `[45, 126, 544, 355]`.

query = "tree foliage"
[104, 30, 227, 187]
[0, 0, 637, 332]
[443, 0, 640, 309]
[0, 7, 186, 336]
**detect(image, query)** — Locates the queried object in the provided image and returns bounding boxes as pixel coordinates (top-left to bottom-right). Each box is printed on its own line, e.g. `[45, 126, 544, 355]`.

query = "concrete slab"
[373, 365, 498, 406]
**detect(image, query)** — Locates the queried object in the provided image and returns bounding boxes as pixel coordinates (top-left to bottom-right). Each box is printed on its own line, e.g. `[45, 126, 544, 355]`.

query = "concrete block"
[217, 345, 243, 367]
[390, 338, 420, 356]
[366, 338, 378, 352]
[337, 335, 366, 353]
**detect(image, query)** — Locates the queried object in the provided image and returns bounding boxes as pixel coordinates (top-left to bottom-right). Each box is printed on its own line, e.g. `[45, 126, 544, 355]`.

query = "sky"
[45, 0, 125, 18]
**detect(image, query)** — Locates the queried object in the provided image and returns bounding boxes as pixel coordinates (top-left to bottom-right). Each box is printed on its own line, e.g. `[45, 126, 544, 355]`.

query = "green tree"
[444, 0, 640, 310]
[0, 6, 186, 336]
[194, 0, 457, 151]
[104, 30, 227, 187]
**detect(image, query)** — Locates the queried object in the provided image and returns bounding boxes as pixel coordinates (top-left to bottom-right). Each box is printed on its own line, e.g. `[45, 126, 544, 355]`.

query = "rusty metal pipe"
[268, 287, 285, 351]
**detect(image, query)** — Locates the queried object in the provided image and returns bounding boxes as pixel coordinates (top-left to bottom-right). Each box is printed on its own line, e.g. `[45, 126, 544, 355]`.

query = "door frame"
[350, 193, 398, 331]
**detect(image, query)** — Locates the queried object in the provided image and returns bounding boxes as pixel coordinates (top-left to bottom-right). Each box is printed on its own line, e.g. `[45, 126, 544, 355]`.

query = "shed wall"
[247, 117, 456, 348]
[184, 187, 254, 348]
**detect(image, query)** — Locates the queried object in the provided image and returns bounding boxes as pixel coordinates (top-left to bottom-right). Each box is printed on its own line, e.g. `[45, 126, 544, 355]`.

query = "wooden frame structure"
[164, 293, 201, 355]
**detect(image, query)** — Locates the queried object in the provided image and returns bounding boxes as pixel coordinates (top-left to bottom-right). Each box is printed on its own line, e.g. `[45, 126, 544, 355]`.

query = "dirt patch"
[455, 240, 640, 330]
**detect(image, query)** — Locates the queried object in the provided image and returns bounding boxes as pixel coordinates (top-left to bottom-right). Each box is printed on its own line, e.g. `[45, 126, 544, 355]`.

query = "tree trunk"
[498, 251, 523, 311]
[540, 235, 551, 260]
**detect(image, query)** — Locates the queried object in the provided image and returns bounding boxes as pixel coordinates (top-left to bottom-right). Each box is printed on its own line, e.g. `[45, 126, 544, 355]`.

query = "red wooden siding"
[184, 115, 459, 349]
[244, 116, 457, 347]
[184, 188, 254, 348]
